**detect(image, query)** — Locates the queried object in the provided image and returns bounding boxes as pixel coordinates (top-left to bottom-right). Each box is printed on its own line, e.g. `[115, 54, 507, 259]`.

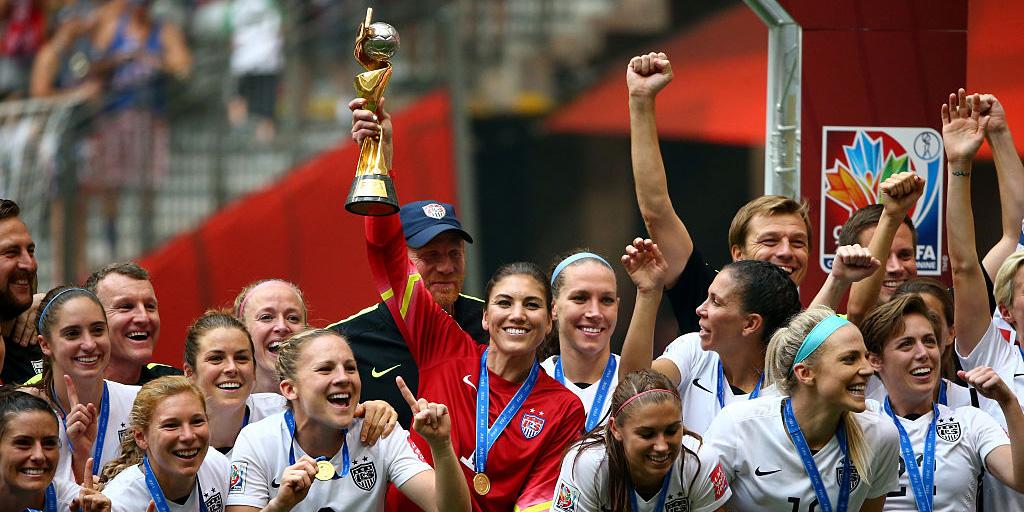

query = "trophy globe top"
[363, 22, 400, 63]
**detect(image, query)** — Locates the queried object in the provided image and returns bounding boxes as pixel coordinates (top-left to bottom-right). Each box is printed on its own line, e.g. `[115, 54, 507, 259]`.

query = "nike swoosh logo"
[271, 479, 281, 488]
[692, 378, 712, 394]
[462, 374, 477, 390]
[755, 467, 781, 476]
[371, 364, 401, 378]
[1014, 373, 1024, 378]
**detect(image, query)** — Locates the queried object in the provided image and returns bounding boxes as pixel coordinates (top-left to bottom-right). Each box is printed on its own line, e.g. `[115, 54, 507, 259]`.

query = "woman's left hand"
[73, 459, 112, 511]
[396, 376, 452, 447]
[959, 366, 1015, 405]
[354, 400, 398, 446]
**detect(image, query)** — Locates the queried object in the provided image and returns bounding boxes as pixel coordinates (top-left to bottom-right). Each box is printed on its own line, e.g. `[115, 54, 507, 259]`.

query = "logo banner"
[820, 126, 944, 275]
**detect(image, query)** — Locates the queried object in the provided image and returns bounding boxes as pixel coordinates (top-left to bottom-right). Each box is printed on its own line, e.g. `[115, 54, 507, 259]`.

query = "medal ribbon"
[716, 361, 763, 409]
[627, 466, 673, 512]
[883, 398, 938, 512]
[284, 410, 348, 479]
[143, 456, 208, 512]
[937, 380, 947, 407]
[24, 483, 56, 512]
[553, 355, 616, 431]
[783, 398, 851, 512]
[51, 381, 109, 476]
[474, 348, 540, 474]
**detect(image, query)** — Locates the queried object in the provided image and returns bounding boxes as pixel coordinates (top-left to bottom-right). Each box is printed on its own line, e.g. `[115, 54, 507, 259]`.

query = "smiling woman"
[225, 328, 469, 512]
[365, 210, 585, 512]
[702, 305, 901, 511]
[0, 388, 110, 511]
[100, 376, 228, 512]
[183, 310, 286, 457]
[553, 369, 730, 511]
[31, 286, 140, 485]
[233, 280, 309, 394]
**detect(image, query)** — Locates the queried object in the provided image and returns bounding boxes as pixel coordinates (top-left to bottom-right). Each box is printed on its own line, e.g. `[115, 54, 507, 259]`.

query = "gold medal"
[473, 472, 490, 495]
[315, 460, 336, 481]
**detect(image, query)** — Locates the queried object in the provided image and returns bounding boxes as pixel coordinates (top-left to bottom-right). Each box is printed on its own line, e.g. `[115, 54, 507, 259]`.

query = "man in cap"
[329, 199, 486, 428]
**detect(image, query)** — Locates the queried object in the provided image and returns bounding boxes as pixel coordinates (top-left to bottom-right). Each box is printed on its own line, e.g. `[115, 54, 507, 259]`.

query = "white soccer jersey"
[866, 379, 979, 411]
[102, 449, 229, 512]
[882, 404, 1007, 511]
[56, 380, 140, 481]
[657, 333, 763, 434]
[540, 354, 619, 429]
[703, 396, 900, 511]
[246, 393, 287, 423]
[552, 435, 730, 512]
[226, 414, 431, 511]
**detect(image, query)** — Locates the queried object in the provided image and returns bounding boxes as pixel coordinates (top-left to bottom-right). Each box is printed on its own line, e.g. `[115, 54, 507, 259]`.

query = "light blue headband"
[551, 252, 613, 285]
[790, 315, 850, 374]
[37, 288, 97, 332]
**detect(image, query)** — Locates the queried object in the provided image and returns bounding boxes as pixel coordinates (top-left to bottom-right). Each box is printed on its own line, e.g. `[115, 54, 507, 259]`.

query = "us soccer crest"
[836, 459, 861, 492]
[203, 489, 224, 512]
[422, 203, 446, 219]
[351, 459, 377, 491]
[665, 494, 690, 512]
[937, 417, 962, 442]
[521, 412, 546, 439]
[820, 127, 944, 275]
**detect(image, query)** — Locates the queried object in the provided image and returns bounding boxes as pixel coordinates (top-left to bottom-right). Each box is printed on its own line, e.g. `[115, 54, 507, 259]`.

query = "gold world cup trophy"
[345, 8, 400, 215]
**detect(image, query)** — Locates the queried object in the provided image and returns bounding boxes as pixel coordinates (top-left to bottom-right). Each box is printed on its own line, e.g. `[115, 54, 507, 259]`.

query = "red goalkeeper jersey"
[366, 214, 585, 512]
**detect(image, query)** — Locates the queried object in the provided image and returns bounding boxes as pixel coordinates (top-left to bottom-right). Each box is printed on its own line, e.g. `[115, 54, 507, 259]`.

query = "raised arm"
[617, 237, 679, 385]
[943, 89, 992, 356]
[810, 244, 880, 310]
[627, 52, 691, 288]
[846, 171, 924, 324]
[977, 94, 1024, 278]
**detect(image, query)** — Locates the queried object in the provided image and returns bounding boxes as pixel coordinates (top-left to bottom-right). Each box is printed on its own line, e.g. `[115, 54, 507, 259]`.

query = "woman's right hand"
[396, 376, 452, 448]
[268, 456, 317, 512]
[63, 375, 98, 459]
[622, 237, 669, 293]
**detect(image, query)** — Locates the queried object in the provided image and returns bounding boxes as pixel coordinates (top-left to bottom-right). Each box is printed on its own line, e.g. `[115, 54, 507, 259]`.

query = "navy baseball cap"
[400, 200, 474, 249]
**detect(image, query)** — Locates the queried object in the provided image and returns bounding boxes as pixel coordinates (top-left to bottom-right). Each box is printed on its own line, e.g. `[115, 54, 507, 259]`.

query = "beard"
[0, 271, 34, 321]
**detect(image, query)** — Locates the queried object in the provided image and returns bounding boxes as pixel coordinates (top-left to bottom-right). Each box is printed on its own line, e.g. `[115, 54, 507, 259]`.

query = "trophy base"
[345, 174, 399, 216]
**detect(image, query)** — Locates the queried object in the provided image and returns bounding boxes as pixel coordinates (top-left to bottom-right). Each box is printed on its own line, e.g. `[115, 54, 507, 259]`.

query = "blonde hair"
[275, 328, 348, 384]
[100, 376, 207, 482]
[995, 251, 1024, 311]
[765, 305, 872, 485]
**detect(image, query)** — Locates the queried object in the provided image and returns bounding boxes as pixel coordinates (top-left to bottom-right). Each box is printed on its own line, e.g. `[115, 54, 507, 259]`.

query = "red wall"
[140, 91, 457, 367]
[781, 0, 966, 303]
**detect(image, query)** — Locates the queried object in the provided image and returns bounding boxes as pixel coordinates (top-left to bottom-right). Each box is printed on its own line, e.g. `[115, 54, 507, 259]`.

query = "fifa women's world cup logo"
[819, 126, 945, 275]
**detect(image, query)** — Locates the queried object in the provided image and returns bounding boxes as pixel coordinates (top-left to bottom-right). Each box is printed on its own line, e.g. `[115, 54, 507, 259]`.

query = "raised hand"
[354, 399, 398, 446]
[621, 237, 669, 293]
[830, 244, 880, 283]
[72, 461, 111, 512]
[396, 376, 451, 447]
[268, 455, 317, 511]
[976, 93, 1008, 135]
[626, 52, 673, 101]
[941, 88, 990, 165]
[63, 375, 98, 459]
[879, 171, 925, 217]
[959, 366, 1015, 405]
[349, 97, 392, 148]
